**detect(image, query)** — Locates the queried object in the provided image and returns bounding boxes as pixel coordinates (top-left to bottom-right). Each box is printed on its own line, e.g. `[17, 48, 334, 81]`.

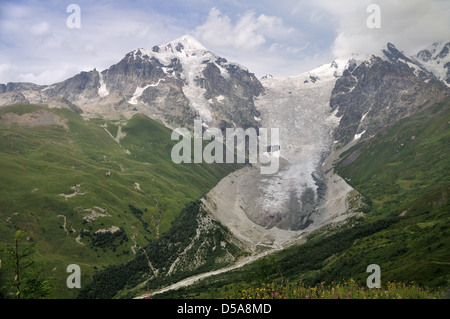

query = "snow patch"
[415, 41, 450, 88]
[128, 80, 162, 105]
[130, 35, 216, 122]
[215, 63, 230, 79]
[326, 108, 342, 126]
[361, 110, 369, 122]
[98, 72, 109, 97]
[41, 85, 54, 92]
[353, 130, 366, 140]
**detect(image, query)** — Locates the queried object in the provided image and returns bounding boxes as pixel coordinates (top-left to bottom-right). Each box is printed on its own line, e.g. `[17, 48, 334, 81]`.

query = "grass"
[78, 200, 247, 299]
[0, 103, 242, 298]
[227, 279, 446, 299]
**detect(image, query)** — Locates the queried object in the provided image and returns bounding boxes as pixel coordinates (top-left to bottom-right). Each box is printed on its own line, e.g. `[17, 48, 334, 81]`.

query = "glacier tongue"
[251, 71, 344, 230]
[202, 60, 360, 250]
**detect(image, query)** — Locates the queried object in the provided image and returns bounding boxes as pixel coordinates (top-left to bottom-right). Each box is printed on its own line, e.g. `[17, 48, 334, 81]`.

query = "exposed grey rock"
[331, 43, 450, 144]
[45, 69, 101, 103]
[0, 36, 265, 133]
[0, 91, 29, 105]
[415, 41, 450, 88]
[45, 96, 83, 114]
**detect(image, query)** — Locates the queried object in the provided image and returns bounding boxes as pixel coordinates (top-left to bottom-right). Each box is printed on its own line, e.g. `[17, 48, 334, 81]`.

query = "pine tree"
[0, 230, 54, 299]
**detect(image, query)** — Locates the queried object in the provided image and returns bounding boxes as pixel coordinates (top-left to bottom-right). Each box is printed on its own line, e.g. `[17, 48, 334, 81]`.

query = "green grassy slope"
[328, 97, 450, 287]
[154, 97, 450, 299]
[78, 200, 247, 299]
[0, 104, 242, 298]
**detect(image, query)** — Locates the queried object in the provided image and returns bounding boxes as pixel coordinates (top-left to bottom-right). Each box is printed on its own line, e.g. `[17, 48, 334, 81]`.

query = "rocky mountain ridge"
[415, 41, 450, 88]
[330, 42, 450, 145]
[0, 35, 264, 131]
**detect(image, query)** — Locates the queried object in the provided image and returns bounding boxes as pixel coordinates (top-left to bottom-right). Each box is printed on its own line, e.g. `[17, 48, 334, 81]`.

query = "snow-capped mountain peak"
[308, 57, 363, 79]
[417, 41, 450, 62]
[370, 42, 416, 66]
[129, 35, 213, 65]
[105, 35, 264, 127]
[157, 34, 208, 54]
[415, 40, 450, 87]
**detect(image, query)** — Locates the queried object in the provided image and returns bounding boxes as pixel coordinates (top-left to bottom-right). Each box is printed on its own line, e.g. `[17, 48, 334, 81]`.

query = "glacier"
[202, 59, 363, 251]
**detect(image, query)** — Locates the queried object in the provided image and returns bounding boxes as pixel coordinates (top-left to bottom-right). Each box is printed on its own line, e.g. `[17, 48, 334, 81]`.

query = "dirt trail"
[135, 249, 279, 298]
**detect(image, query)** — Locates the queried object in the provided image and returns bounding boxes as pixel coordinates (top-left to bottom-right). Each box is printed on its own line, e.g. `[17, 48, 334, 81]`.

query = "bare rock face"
[0, 35, 264, 132]
[0, 91, 29, 105]
[45, 70, 100, 103]
[331, 43, 450, 145]
[416, 41, 450, 87]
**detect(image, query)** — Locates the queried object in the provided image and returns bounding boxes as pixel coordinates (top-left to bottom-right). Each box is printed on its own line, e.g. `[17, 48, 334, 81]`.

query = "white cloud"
[308, 0, 450, 57]
[0, 1, 448, 84]
[189, 7, 317, 77]
[30, 21, 51, 37]
[194, 7, 294, 52]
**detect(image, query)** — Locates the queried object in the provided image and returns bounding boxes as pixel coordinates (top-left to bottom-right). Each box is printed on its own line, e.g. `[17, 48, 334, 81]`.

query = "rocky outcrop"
[0, 91, 30, 105]
[331, 43, 450, 144]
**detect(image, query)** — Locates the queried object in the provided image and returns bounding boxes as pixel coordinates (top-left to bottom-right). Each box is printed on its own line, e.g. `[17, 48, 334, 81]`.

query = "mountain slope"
[416, 41, 450, 88]
[331, 43, 449, 144]
[78, 200, 247, 299]
[200, 58, 363, 251]
[1, 39, 449, 299]
[312, 96, 450, 287]
[0, 103, 242, 298]
[198, 42, 449, 250]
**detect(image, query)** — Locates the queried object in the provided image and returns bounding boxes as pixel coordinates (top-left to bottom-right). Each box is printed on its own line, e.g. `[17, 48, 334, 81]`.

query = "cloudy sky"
[0, 0, 449, 84]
